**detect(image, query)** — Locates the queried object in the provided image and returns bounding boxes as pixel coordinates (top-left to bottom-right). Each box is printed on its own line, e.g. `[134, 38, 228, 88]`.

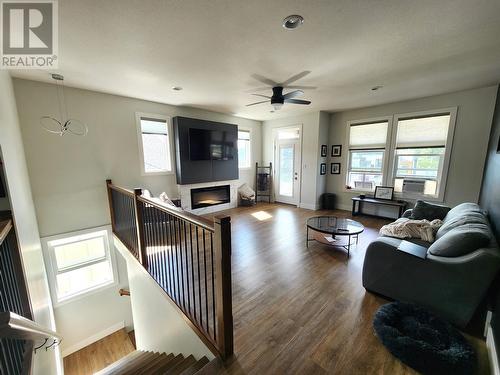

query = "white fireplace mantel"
[177, 180, 239, 215]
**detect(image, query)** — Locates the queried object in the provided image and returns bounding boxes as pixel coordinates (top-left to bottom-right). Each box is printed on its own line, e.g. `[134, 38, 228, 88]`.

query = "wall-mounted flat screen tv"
[189, 128, 234, 161]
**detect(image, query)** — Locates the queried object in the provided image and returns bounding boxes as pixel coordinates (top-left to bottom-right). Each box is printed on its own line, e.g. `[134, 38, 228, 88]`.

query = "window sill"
[53, 279, 118, 308]
[393, 192, 443, 203]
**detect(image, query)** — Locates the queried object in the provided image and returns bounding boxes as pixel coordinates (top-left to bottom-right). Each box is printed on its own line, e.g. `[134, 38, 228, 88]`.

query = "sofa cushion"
[428, 224, 491, 257]
[410, 200, 450, 221]
[436, 211, 489, 240]
[445, 202, 485, 219]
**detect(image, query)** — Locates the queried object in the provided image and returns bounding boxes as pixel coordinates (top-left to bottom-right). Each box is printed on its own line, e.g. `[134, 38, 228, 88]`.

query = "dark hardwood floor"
[205, 203, 489, 375]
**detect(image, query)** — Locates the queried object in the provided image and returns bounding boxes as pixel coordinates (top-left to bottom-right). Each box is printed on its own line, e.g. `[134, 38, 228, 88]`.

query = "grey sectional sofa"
[362, 202, 500, 327]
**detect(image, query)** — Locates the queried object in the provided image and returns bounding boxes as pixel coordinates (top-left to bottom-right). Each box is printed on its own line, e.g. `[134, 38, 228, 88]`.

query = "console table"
[351, 197, 407, 219]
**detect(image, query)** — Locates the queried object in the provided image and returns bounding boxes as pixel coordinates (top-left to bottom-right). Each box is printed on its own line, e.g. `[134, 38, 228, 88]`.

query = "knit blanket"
[379, 218, 443, 242]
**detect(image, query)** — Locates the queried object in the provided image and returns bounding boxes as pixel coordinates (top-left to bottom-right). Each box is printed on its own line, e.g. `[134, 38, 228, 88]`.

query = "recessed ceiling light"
[282, 15, 304, 30]
[172, 86, 183, 91]
[371, 85, 383, 91]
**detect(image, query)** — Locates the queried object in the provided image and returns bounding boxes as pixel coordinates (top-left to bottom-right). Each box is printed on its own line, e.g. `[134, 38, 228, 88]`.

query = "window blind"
[141, 118, 167, 134]
[349, 121, 388, 149]
[396, 115, 450, 148]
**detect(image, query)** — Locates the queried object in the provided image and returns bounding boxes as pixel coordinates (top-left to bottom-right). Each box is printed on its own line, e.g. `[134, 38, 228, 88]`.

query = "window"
[391, 113, 453, 198]
[42, 227, 117, 305]
[346, 120, 389, 191]
[136, 114, 172, 175]
[344, 110, 456, 200]
[238, 130, 251, 169]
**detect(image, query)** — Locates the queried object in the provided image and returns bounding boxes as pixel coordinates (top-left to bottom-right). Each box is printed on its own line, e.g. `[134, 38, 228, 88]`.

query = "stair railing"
[106, 180, 233, 360]
[0, 218, 62, 374]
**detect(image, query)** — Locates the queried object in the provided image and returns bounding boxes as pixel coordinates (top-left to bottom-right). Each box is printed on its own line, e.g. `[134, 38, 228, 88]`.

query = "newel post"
[106, 179, 116, 233]
[214, 215, 233, 359]
[134, 188, 148, 269]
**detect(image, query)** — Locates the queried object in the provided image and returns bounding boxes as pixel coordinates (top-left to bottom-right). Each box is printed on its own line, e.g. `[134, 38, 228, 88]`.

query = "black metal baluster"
[189, 223, 196, 321]
[196, 227, 202, 329]
[210, 233, 216, 341]
[183, 221, 191, 316]
[203, 229, 209, 333]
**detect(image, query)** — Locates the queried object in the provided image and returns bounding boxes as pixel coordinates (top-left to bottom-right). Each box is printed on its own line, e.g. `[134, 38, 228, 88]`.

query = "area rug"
[373, 302, 476, 375]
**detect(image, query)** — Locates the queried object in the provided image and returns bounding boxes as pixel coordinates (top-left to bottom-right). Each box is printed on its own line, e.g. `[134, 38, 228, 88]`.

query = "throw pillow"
[410, 200, 450, 221]
[428, 224, 491, 257]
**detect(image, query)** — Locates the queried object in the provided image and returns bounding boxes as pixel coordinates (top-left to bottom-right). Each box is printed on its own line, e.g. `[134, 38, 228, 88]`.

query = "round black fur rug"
[373, 302, 476, 375]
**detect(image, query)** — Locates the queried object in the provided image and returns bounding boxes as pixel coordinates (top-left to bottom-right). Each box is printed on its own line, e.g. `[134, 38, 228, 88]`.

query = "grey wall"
[0, 72, 60, 374]
[327, 85, 498, 210]
[480, 85, 500, 242]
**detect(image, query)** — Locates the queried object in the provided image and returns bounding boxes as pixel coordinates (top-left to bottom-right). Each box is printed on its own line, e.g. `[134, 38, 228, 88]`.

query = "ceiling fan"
[246, 71, 316, 110]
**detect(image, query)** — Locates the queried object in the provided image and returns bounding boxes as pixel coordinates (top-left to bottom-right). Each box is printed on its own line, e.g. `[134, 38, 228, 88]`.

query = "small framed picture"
[320, 163, 326, 175]
[331, 163, 341, 174]
[374, 186, 394, 200]
[321, 145, 327, 157]
[331, 145, 342, 157]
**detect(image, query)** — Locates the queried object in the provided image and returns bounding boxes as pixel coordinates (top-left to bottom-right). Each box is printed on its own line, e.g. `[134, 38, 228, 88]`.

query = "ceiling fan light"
[273, 103, 283, 110]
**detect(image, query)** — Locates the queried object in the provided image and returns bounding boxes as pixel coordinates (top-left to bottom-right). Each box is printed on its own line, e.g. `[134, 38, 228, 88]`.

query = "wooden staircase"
[94, 350, 211, 375]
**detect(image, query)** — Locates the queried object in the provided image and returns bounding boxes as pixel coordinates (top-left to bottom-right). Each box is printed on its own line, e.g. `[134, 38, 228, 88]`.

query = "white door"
[275, 139, 301, 205]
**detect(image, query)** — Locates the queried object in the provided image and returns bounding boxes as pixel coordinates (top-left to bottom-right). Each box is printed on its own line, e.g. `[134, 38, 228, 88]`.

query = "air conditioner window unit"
[354, 181, 373, 189]
[402, 179, 426, 193]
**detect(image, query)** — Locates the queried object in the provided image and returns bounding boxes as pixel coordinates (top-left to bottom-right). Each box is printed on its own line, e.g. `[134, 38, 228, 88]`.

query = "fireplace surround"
[191, 185, 231, 209]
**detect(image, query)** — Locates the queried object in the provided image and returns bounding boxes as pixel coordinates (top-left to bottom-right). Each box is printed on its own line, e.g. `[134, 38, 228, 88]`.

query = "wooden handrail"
[119, 289, 130, 296]
[0, 311, 61, 342]
[0, 218, 13, 245]
[106, 180, 134, 196]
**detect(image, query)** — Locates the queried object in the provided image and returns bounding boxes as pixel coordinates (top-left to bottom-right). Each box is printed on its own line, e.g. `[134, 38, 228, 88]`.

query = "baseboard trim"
[62, 321, 125, 357]
[487, 325, 499, 375]
[299, 203, 319, 210]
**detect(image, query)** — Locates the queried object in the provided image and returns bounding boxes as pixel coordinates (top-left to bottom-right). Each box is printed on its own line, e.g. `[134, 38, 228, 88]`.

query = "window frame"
[344, 116, 393, 193]
[388, 108, 457, 201]
[41, 226, 119, 307]
[135, 112, 174, 176]
[237, 128, 252, 170]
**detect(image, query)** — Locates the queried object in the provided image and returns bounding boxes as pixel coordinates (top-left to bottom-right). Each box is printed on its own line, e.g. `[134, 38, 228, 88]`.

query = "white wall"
[0, 72, 60, 374]
[0, 165, 11, 211]
[55, 248, 134, 357]
[327, 85, 498, 210]
[262, 111, 323, 209]
[316, 112, 330, 207]
[12, 77, 261, 357]
[13, 78, 262, 237]
[115, 238, 215, 360]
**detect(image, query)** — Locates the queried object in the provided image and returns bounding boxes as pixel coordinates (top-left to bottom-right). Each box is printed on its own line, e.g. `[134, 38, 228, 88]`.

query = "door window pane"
[279, 145, 294, 197]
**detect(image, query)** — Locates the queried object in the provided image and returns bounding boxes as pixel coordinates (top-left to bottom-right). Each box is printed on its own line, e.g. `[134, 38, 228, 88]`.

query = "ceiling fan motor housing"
[271, 86, 284, 104]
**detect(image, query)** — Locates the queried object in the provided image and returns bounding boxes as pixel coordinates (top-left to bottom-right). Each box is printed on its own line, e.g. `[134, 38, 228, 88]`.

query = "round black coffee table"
[306, 216, 364, 257]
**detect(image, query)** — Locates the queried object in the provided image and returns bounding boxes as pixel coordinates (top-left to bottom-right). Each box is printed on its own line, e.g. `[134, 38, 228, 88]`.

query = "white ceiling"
[12, 0, 500, 121]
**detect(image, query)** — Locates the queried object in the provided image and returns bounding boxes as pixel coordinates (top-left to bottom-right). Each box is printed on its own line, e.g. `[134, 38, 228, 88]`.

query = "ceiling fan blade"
[251, 93, 271, 99]
[246, 100, 269, 107]
[251, 74, 278, 87]
[284, 98, 311, 105]
[280, 71, 311, 86]
[284, 85, 317, 90]
[283, 90, 304, 100]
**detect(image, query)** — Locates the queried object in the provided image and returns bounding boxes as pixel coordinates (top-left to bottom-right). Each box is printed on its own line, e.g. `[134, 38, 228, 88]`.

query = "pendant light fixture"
[40, 74, 88, 136]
